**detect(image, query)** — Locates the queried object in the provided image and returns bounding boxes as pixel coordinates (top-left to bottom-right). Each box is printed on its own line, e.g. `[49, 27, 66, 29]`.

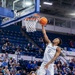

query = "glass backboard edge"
[0, 0, 40, 27]
[1, 11, 36, 27]
[35, 0, 40, 13]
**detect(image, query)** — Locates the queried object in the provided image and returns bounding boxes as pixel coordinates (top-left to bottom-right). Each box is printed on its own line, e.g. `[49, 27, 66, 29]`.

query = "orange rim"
[25, 14, 40, 21]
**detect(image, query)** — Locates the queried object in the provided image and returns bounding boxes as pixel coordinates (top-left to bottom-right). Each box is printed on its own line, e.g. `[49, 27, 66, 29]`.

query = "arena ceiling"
[40, 0, 75, 18]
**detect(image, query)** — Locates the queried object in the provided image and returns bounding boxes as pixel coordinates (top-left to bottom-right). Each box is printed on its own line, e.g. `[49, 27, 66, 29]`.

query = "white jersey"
[43, 43, 58, 63]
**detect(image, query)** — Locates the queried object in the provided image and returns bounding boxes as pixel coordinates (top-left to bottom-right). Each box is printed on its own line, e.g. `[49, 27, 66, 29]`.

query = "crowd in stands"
[0, 53, 74, 75]
[0, 28, 44, 58]
[54, 58, 75, 75]
[1, 37, 40, 56]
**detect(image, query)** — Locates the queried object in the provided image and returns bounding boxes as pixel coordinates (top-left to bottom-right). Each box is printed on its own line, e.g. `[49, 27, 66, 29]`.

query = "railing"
[0, 53, 43, 62]
[40, 13, 75, 29]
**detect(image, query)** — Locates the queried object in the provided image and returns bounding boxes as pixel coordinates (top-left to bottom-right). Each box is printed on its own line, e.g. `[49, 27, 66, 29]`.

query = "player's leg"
[37, 62, 46, 75]
[47, 64, 54, 75]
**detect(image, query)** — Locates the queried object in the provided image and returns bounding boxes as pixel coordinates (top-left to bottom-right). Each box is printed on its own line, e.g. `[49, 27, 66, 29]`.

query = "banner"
[64, 51, 75, 56]
[67, 48, 75, 52]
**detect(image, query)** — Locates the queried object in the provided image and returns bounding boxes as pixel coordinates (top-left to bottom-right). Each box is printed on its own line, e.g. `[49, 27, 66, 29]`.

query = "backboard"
[0, 0, 40, 27]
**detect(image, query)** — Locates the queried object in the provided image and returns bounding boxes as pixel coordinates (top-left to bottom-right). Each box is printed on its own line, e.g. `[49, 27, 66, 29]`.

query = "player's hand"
[42, 25, 44, 27]
[44, 64, 49, 69]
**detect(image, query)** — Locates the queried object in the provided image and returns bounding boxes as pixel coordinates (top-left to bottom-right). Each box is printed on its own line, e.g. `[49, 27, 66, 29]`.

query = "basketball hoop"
[24, 14, 40, 32]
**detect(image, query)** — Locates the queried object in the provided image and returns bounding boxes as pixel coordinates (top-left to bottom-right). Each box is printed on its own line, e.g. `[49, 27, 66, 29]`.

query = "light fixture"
[70, 13, 75, 16]
[22, 1, 32, 8]
[43, 2, 53, 5]
[26, 2, 32, 6]
[40, 5, 41, 7]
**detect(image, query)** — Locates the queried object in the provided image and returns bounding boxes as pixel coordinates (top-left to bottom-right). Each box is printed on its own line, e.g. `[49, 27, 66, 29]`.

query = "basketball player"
[37, 26, 62, 75]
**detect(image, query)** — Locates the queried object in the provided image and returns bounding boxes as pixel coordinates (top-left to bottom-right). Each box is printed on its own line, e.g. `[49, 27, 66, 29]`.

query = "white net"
[25, 19, 38, 32]
[23, 14, 40, 32]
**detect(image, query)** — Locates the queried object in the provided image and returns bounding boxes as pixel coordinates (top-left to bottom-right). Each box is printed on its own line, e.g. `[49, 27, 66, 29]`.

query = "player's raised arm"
[42, 26, 51, 44]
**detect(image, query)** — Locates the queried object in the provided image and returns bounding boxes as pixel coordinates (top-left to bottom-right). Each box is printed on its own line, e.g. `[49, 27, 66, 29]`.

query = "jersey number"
[47, 49, 51, 53]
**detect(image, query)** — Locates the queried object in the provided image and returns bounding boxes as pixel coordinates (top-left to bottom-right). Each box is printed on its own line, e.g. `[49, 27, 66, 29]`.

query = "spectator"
[32, 61, 37, 70]
[4, 66, 10, 75]
[16, 71, 21, 75]
[19, 50, 23, 55]
[32, 45, 35, 48]
[69, 40, 74, 47]
[7, 42, 11, 46]
[0, 54, 4, 66]
[38, 49, 43, 55]
[27, 43, 31, 51]
[67, 70, 72, 75]
[8, 57, 13, 67]
[30, 71, 36, 75]
[12, 45, 15, 50]
[16, 45, 20, 50]
[11, 45, 15, 54]
[32, 45, 35, 50]
[24, 46, 28, 52]
[69, 59, 75, 71]
[1, 59, 8, 67]
[20, 70, 27, 75]
[12, 57, 18, 67]
[39, 37, 43, 42]
[41, 42, 45, 50]
[2, 44, 7, 53]
[73, 72, 75, 75]
[56, 61, 62, 73]
[5, 38, 9, 43]
[37, 60, 41, 66]
[31, 45, 35, 51]
[16, 63, 22, 71]
[15, 49, 20, 55]
[10, 64, 17, 75]
[27, 61, 32, 71]
[63, 68, 68, 75]
[0, 54, 5, 61]
[5, 53, 9, 59]
[54, 64, 58, 75]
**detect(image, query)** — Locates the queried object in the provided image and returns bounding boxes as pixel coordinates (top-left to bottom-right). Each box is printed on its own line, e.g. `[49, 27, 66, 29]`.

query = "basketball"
[39, 17, 48, 26]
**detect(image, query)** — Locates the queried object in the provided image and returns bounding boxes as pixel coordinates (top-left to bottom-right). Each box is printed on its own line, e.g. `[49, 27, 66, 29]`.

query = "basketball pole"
[2, 0, 6, 8]
[13, 0, 19, 10]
